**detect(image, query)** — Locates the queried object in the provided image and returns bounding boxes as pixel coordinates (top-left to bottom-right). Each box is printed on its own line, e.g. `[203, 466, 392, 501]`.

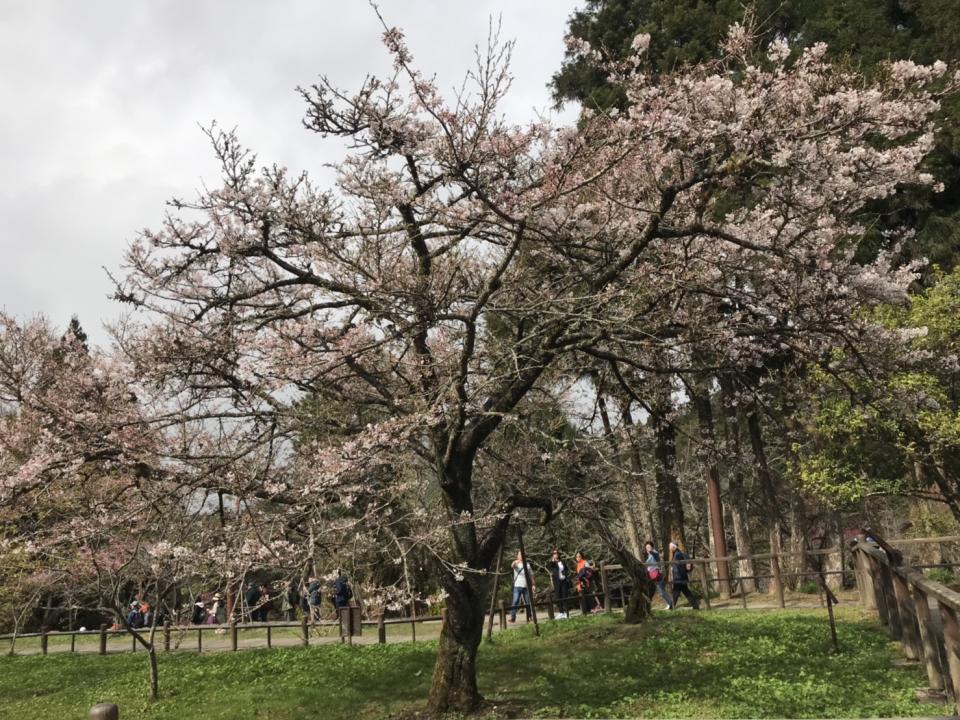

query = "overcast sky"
[0, 1, 582, 344]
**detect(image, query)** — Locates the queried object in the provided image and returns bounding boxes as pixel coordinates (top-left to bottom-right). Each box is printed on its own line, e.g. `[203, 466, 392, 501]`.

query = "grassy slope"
[0, 608, 932, 719]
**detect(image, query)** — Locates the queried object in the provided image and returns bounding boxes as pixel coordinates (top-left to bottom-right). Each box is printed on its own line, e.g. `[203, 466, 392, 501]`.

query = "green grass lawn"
[0, 607, 933, 719]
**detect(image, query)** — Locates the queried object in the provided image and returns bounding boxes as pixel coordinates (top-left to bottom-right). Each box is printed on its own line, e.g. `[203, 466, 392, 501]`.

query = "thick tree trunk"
[618, 397, 655, 546]
[651, 396, 685, 551]
[596, 390, 644, 556]
[746, 404, 785, 595]
[427, 450, 494, 714]
[691, 382, 731, 598]
[780, 395, 809, 590]
[427, 574, 487, 714]
[719, 377, 755, 593]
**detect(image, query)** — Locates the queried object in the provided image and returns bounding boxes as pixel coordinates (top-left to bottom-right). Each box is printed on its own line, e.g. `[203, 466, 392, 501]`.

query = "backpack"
[343, 583, 353, 601]
[579, 565, 594, 589]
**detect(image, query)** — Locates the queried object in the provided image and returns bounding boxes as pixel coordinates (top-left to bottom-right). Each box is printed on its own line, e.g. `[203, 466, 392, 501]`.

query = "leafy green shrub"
[924, 567, 955, 585]
[797, 579, 821, 594]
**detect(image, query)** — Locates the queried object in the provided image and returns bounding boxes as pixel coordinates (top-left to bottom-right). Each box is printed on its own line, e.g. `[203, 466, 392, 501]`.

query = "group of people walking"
[643, 541, 700, 611]
[176, 571, 356, 627]
[508, 541, 700, 621]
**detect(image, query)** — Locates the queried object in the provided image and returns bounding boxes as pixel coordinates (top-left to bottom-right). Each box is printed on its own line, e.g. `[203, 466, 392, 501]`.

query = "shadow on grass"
[477, 609, 929, 718]
[0, 608, 931, 719]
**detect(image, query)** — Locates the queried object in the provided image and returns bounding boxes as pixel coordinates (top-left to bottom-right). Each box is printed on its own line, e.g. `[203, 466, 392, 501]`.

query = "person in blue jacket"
[643, 541, 673, 610]
[669, 542, 700, 609]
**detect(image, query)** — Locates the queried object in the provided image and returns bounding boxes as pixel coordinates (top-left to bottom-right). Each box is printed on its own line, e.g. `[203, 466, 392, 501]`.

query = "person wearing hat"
[669, 542, 700, 610]
[209, 592, 224, 624]
[126, 601, 144, 629]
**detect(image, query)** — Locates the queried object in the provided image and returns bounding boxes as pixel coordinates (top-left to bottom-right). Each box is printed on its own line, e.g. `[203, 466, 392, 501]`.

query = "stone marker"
[89, 702, 119, 719]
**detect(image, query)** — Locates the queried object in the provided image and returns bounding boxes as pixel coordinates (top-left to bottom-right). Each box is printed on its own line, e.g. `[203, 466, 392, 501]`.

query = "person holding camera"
[509, 551, 534, 623]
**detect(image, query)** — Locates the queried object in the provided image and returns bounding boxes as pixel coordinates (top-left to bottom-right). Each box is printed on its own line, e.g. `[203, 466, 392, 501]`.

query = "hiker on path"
[307, 576, 323, 621]
[574, 551, 603, 614]
[644, 541, 673, 610]
[331, 570, 353, 612]
[669, 542, 700, 610]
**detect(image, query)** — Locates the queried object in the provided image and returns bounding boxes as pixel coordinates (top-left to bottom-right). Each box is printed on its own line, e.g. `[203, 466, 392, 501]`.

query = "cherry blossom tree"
[1, 17, 951, 711]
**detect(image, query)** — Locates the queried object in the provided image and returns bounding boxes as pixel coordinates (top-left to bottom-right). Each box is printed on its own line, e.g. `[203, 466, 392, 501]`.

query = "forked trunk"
[427, 575, 486, 714]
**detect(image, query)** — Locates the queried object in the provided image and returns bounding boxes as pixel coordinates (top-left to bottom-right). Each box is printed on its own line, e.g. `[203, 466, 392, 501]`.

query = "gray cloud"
[0, 1, 581, 344]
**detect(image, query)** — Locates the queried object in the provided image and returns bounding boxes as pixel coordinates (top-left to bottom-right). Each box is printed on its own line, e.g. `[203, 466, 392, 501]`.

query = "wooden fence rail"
[853, 537, 960, 712]
[9, 534, 960, 660]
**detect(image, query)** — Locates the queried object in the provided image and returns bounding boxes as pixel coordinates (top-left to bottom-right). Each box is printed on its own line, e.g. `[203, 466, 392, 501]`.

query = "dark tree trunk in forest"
[596, 388, 645, 555]
[618, 396, 656, 546]
[691, 381, 731, 597]
[651, 397, 685, 552]
[719, 377, 755, 592]
[746, 403, 786, 595]
[780, 392, 811, 588]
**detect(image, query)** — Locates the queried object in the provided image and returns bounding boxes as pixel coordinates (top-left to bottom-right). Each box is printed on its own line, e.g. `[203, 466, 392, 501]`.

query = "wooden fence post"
[163, 621, 171, 653]
[697, 563, 712, 611]
[911, 585, 946, 694]
[70, 632, 76, 653]
[197, 628, 202, 653]
[878, 562, 903, 640]
[499, 601, 507, 630]
[131, 633, 137, 653]
[267, 624, 272, 649]
[40, 629, 48, 656]
[99, 624, 108, 656]
[486, 543, 505, 643]
[378, 614, 386, 644]
[300, 614, 309, 646]
[854, 548, 876, 608]
[410, 615, 417, 643]
[601, 563, 611, 613]
[937, 601, 960, 715]
[867, 554, 890, 626]
[891, 571, 921, 660]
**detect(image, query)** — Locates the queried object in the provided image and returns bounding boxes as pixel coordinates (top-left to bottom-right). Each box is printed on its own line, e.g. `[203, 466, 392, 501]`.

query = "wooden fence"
[0, 611, 453, 656]
[853, 536, 960, 713]
[0, 548, 852, 657]
[10, 534, 960, 659]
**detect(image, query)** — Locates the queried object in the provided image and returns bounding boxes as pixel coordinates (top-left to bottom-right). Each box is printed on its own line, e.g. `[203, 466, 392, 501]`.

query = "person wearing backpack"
[332, 570, 353, 612]
[574, 551, 603, 615]
[509, 551, 534, 623]
[644, 541, 673, 610]
[669, 542, 700, 610]
[126, 601, 144, 629]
